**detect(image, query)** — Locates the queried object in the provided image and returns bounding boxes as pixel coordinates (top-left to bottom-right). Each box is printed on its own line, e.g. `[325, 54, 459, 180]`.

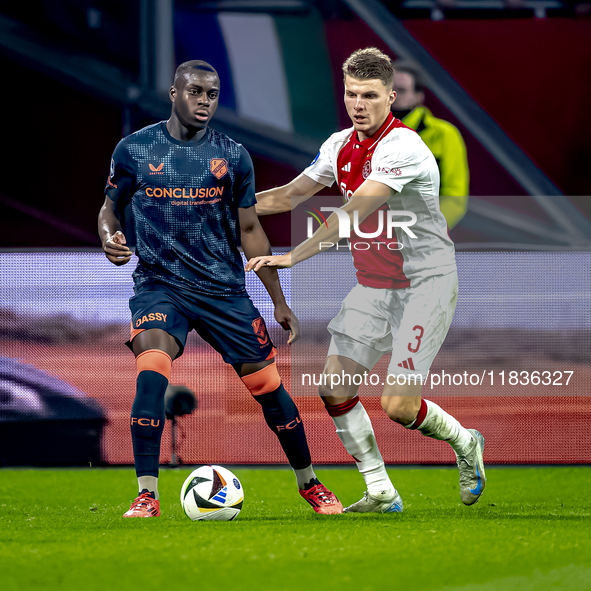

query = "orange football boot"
[299, 483, 343, 515]
[123, 491, 160, 518]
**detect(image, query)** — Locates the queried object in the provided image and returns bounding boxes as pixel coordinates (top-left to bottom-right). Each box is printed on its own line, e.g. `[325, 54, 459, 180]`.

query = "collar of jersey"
[352, 113, 396, 151]
[160, 121, 210, 146]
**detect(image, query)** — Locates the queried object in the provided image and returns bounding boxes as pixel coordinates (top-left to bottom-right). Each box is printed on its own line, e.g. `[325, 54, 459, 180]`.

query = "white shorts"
[327, 271, 458, 380]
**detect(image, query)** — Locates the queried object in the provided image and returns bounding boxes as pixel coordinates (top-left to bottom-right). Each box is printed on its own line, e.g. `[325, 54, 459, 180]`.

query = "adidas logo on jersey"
[341, 163, 351, 172]
[398, 358, 415, 370]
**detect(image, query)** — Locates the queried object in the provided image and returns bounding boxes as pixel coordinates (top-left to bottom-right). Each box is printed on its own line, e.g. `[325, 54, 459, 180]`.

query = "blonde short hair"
[342, 48, 394, 89]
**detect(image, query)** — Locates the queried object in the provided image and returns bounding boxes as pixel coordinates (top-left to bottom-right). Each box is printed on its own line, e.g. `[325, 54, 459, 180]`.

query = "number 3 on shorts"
[408, 325, 424, 353]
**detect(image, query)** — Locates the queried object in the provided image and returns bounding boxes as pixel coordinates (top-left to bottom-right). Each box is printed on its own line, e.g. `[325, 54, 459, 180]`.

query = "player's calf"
[242, 363, 343, 513]
[242, 363, 312, 471]
[405, 399, 486, 505]
[380, 389, 422, 425]
[129, 349, 171, 505]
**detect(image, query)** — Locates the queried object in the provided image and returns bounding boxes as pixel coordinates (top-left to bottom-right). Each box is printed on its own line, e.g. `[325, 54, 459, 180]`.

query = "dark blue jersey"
[105, 122, 256, 296]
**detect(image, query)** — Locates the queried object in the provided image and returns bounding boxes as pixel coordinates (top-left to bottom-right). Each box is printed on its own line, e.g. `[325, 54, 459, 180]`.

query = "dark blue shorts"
[128, 283, 276, 364]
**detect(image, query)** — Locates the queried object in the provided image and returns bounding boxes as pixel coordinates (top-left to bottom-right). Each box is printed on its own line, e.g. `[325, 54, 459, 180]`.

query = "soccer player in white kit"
[247, 48, 485, 512]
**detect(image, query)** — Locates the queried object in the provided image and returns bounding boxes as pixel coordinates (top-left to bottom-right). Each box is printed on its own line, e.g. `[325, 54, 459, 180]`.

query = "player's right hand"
[103, 231, 133, 266]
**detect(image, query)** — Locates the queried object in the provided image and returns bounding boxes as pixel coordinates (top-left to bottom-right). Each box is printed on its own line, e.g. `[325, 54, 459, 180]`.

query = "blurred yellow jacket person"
[392, 65, 469, 229]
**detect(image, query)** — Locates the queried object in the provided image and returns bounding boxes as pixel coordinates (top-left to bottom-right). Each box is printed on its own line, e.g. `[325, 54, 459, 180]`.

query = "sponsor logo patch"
[135, 312, 167, 328]
[145, 186, 224, 199]
[375, 166, 402, 176]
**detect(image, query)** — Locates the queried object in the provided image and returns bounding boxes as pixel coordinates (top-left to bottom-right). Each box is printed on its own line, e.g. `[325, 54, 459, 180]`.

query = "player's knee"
[241, 362, 281, 397]
[136, 349, 172, 380]
[132, 329, 179, 360]
[381, 396, 421, 425]
[318, 381, 334, 399]
[318, 378, 353, 399]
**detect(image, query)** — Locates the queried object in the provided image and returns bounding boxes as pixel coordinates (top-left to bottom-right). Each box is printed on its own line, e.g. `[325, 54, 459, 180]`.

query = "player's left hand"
[246, 253, 292, 272]
[274, 304, 300, 345]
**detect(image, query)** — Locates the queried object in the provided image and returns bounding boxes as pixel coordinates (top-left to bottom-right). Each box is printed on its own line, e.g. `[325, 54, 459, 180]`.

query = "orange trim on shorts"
[130, 322, 145, 342]
[241, 363, 281, 396]
[136, 349, 172, 380]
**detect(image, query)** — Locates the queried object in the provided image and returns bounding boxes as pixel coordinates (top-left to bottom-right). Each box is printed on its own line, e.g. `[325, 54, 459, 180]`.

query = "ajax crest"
[362, 160, 372, 179]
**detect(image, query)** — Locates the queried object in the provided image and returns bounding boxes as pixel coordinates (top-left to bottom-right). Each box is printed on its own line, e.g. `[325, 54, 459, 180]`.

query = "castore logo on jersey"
[148, 163, 164, 174]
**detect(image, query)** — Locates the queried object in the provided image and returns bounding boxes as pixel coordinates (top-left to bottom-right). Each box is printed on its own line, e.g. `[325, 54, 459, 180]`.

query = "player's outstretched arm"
[247, 179, 395, 271]
[98, 196, 133, 266]
[255, 173, 326, 216]
[239, 206, 299, 344]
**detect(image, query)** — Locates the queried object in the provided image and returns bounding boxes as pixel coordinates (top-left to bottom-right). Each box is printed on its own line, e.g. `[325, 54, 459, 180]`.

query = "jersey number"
[408, 325, 424, 353]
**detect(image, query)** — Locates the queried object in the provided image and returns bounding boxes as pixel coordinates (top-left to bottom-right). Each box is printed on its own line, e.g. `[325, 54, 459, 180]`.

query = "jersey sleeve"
[104, 139, 136, 206]
[235, 146, 257, 209]
[302, 137, 336, 187]
[367, 136, 423, 193]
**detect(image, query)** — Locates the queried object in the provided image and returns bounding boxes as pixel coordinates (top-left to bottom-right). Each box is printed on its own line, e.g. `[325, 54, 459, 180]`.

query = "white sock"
[138, 476, 159, 500]
[294, 465, 317, 489]
[331, 400, 393, 494]
[411, 400, 473, 456]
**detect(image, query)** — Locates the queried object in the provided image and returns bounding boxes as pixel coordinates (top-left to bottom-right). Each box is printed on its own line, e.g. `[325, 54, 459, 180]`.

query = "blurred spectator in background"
[391, 63, 469, 229]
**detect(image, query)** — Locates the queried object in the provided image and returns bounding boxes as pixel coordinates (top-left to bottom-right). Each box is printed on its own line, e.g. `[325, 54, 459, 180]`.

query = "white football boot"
[457, 429, 486, 505]
[344, 488, 403, 513]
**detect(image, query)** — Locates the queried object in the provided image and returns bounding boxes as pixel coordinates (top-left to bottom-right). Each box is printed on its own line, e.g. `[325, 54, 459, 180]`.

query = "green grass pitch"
[1, 467, 590, 591]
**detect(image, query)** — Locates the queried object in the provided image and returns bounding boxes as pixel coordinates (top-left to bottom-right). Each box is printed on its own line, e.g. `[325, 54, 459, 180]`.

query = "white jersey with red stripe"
[303, 113, 456, 288]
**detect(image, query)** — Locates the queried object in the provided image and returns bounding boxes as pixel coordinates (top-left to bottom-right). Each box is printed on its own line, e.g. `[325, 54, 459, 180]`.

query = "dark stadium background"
[1, 0, 590, 248]
[1, 0, 590, 468]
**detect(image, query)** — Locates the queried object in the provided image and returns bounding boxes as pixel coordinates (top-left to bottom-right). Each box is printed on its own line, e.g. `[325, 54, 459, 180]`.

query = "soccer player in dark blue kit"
[98, 60, 342, 517]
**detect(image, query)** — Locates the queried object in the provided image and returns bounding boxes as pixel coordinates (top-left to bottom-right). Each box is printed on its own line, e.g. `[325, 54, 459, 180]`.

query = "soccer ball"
[180, 465, 244, 521]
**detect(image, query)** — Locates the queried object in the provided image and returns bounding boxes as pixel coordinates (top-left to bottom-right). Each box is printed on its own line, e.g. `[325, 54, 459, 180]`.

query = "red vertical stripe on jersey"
[335, 113, 411, 289]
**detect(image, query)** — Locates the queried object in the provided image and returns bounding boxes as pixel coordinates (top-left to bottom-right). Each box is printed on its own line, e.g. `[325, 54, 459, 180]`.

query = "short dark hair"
[392, 62, 425, 93]
[174, 60, 219, 86]
[342, 48, 394, 89]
